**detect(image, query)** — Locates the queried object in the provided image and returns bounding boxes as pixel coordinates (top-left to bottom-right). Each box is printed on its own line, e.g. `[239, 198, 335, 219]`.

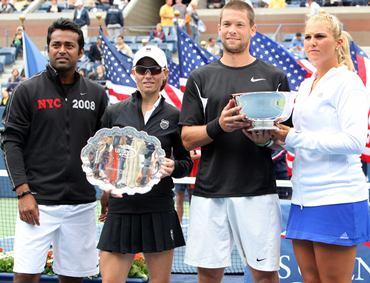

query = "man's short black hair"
[296, 32, 302, 37]
[47, 18, 84, 51]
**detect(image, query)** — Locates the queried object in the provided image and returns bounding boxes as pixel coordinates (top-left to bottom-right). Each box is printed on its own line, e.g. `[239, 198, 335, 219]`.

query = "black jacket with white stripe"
[1, 65, 108, 204]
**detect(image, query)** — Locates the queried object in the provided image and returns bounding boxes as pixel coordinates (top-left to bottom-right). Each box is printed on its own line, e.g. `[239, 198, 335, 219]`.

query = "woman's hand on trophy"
[101, 188, 124, 200]
[159, 158, 175, 179]
[219, 99, 252, 132]
[272, 124, 291, 145]
[242, 129, 271, 146]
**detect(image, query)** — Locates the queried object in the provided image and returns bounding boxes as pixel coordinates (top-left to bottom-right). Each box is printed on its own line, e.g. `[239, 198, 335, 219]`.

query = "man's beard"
[222, 42, 248, 54]
[52, 62, 75, 73]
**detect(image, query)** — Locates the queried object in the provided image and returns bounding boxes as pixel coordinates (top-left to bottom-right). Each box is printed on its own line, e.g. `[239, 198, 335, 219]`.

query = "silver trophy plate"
[81, 126, 165, 195]
[233, 91, 296, 130]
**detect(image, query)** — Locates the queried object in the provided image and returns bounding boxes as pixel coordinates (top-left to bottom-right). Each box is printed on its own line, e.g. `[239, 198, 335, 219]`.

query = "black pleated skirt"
[97, 210, 185, 254]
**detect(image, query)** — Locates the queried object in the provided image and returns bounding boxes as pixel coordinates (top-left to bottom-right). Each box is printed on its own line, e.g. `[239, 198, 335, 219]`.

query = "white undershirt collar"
[143, 95, 161, 124]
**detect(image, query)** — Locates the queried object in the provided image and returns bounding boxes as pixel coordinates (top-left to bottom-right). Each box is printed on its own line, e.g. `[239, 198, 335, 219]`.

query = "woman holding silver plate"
[274, 12, 370, 283]
[97, 45, 192, 283]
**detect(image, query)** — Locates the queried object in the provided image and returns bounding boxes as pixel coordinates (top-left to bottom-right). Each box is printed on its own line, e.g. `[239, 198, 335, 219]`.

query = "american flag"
[176, 27, 219, 91]
[100, 29, 183, 108]
[168, 56, 181, 89]
[162, 56, 183, 109]
[250, 32, 311, 91]
[351, 41, 370, 88]
[176, 27, 313, 92]
[100, 29, 136, 104]
[350, 42, 370, 162]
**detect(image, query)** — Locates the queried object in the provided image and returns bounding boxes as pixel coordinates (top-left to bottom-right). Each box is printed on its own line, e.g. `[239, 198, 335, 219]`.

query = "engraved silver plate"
[233, 91, 296, 131]
[81, 126, 165, 195]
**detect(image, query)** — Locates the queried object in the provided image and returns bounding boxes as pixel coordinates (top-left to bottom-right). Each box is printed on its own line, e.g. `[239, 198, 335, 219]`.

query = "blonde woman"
[274, 12, 370, 283]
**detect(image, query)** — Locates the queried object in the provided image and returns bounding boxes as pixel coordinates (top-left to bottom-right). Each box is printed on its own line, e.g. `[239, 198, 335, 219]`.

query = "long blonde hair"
[306, 12, 354, 71]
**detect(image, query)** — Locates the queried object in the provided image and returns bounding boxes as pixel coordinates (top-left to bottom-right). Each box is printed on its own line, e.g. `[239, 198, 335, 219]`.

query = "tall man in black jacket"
[2, 18, 108, 283]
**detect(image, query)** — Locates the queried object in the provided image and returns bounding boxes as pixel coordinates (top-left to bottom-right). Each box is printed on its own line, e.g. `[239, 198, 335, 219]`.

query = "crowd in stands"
[0, 0, 33, 13]
[0, 0, 126, 13]
[33, 0, 129, 13]
[1, 67, 23, 106]
[159, 0, 208, 44]
[205, 37, 222, 56]
[47, 0, 62, 12]
[115, 34, 133, 57]
[73, 0, 90, 38]
[105, 0, 124, 39]
[149, 23, 166, 43]
[289, 31, 304, 58]
[207, 0, 225, 8]
[11, 26, 23, 59]
[0, 0, 16, 12]
[217, 0, 369, 7]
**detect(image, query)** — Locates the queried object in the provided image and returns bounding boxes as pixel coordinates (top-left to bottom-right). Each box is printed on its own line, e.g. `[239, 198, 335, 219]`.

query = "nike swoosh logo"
[251, 77, 266, 82]
[256, 258, 266, 262]
[80, 92, 87, 96]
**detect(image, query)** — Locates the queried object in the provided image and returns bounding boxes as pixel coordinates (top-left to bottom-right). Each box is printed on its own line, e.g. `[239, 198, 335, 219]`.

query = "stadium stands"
[0, 56, 6, 74]
[0, 48, 16, 65]
[124, 35, 136, 44]
[38, 2, 51, 11]
[135, 35, 150, 43]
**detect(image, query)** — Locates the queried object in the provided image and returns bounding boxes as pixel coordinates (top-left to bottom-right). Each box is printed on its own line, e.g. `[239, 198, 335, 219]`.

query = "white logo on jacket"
[160, 119, 169, 130]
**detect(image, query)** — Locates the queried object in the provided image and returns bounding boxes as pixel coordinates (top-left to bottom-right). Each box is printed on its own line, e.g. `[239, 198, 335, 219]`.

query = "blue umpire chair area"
[0, 47, 16, 65]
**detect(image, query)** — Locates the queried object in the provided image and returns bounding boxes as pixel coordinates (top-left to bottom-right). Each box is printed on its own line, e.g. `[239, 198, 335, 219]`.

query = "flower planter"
[0, 273, 148, 283]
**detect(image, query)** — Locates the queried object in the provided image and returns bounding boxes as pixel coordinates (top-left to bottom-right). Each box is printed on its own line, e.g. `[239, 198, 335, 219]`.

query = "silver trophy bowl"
[81, 126, 165, 195]
[233, 91, 296, 130]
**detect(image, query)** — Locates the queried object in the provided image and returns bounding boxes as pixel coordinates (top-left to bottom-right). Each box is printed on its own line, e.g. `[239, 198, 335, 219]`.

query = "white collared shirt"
[143, 96, 161, 124]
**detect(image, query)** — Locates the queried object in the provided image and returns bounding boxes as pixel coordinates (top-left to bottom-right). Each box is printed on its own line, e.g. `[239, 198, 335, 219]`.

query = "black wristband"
[206, 118, 225, 140]
[17, 190, 35, 199]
